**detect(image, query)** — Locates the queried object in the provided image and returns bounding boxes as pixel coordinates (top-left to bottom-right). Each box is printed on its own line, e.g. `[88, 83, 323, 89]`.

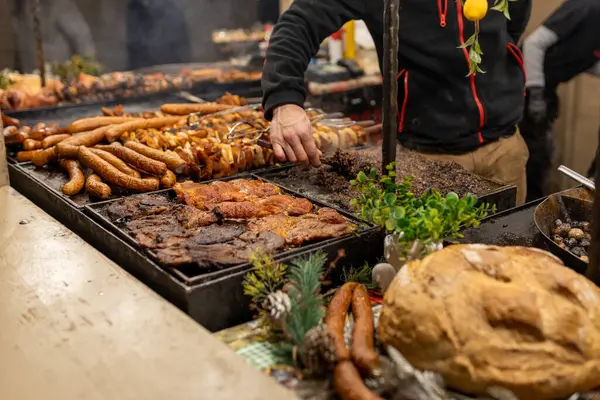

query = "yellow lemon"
[463, 0, 488, 22]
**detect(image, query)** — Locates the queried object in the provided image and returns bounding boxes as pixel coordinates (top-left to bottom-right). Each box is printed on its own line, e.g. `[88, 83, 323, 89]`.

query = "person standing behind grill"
[521, 0, 600, 200]
[8, 0, 96, 73]
[261, 0, 532, 204]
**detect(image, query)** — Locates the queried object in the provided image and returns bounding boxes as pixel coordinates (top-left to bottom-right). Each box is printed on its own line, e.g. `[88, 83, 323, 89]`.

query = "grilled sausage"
[78, 147, 159, 192]
[2, 114, 20, 127]
[85, 174, 112, 199]
[31, 147, 58, 167]
[17, 150, 41, 162]
[160, 170, 177, 188]
[160, 102, 236, 116]
[95, 143, 167, 176]
[14, 126, 31, 143]
[124, 141, 186, 173]
[23, 139, 42, 150]
[89, 148, 141, 178]
[56, 125, 111, 157]
[59, 159, 85, 196]
[42, 134, 71, 148]
[3, 126, 19, 145]
[104, 116, 183, 142]
[333, 361, 383, 400]
[350, 285, 379, 376]
[66, 116, 136, 133]
[324, 282, 358, 362]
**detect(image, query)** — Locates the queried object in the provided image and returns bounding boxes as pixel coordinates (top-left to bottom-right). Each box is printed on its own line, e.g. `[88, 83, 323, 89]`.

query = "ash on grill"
[552, 218, 592, 262]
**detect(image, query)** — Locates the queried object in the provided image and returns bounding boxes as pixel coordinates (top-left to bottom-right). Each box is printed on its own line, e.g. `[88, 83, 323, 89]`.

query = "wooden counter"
[0, 186, 296, 400]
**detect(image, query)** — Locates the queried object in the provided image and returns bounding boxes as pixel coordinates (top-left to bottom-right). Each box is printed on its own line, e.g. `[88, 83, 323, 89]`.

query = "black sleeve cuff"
[262, 90, 306, 121]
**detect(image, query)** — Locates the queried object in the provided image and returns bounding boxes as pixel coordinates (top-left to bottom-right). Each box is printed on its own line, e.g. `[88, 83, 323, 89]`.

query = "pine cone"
[264, 290, 291, 328]
[300, 324, 338, 377]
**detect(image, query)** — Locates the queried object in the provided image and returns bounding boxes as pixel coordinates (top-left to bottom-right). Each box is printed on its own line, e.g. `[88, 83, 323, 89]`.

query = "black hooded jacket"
[262, 0, 532, 154]
[542, 0, 600, 89]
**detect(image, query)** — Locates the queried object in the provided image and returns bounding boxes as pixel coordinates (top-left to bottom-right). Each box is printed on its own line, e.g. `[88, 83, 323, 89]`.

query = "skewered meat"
[247, 208, 355, 246]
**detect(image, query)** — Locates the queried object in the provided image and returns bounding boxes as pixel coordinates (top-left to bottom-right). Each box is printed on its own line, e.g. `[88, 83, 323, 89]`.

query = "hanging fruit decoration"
[460, 0, 514, 76]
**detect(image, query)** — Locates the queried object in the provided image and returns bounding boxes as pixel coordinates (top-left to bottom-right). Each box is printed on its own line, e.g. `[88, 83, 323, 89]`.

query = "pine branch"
[285, 251, 327, 346]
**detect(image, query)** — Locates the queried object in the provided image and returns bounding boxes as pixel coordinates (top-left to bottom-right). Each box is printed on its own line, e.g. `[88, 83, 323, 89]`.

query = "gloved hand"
[270, 104, 321, 167]
[527, 86, 547, 124]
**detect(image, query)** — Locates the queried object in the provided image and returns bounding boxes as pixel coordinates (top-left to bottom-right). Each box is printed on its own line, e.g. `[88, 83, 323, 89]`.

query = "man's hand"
[271, 104, 321, 167]
[527, 86, 547, 124]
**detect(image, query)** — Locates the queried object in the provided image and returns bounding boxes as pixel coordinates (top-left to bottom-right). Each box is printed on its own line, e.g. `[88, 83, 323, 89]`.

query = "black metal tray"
[84, 175, 374, 280]
[15, 162, 138, 209]
[255, 164, 517, 214]
[3, 91, 193, 127]
[10, 162, 382, 331]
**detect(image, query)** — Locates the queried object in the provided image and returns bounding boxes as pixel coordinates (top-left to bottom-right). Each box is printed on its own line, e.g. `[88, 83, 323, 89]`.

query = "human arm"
[507, 0, 532, 44]
[262, 0, 365, 166]
[55, 0, 96, 58]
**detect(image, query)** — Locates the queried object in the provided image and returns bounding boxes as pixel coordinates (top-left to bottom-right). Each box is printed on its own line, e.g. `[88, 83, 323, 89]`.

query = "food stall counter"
[0, 186, 296, 400]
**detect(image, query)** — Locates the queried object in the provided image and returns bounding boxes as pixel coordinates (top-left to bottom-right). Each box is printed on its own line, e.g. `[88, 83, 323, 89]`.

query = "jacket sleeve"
[262, 0, 366, 120]
[522, 26, 558, 88]
[507, 0, 532, 44]
[55, 0, 96, 58]
[542, 0, 589, 40]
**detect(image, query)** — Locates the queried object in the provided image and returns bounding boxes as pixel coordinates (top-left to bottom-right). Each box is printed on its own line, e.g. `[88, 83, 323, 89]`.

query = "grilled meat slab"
[173, 179, 281, 210]
[247, 208, 355, 246]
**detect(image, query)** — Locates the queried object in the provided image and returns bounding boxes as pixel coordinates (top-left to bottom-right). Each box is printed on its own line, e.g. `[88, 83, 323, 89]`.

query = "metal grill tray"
[10, 163, 382, 331]
[255, 164, 518, 214]
[85, 175, 373, 281]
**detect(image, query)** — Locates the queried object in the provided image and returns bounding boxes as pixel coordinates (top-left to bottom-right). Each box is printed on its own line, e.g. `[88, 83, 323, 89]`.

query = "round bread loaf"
[378, 244, 600, 400]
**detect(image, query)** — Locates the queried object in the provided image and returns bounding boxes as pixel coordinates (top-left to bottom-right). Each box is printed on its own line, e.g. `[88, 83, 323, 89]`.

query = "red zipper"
[456, 0, 485, 144]
[507, 43, 527, 95]
[437, 0, 448, 27]
[396, 69, 409, 132]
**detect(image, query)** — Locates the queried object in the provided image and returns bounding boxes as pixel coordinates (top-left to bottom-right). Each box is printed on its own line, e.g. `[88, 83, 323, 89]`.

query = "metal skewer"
[558, 165, 595, 191]
[382, 0, 400, 172]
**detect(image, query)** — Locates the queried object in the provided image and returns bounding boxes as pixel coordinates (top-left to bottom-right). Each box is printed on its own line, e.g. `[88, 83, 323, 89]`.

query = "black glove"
[527, 86, 547, 124]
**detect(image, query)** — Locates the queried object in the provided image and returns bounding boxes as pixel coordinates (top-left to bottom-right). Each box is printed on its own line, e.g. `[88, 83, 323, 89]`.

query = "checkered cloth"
[235, 341, 291, 370]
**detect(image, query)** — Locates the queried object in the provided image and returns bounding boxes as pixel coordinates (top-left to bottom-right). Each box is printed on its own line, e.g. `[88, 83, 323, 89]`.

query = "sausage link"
[324, 282, 358, 361]
[31, 147, 58, 167]
[160, 170, 176, 188]
[14, 126, 31, 143]
[59, 159, 85, 196]
[89, 148, 141, 178]
[124, 141, 186, 173]
[104, 116, 183, 142]
[95, 143, 167, 176]
[333, 361, 383, 400]
[78, 147, 160, 192]
[42, 133, 71, 148]
[2, 114, 20, 127]
[3, 126, 19, 145]
[23, 139, 42, 150]
[66, 116, 136, 133]
[160, 103, 236, 115]
[85, 174, 112, 199]
[17, 150, 41, 162]
[56, 126, 110, 156]
[350, 285, 379, 376]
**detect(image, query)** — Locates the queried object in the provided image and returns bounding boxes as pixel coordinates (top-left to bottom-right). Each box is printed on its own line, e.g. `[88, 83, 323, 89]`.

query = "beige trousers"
[416, 130, 529, 205]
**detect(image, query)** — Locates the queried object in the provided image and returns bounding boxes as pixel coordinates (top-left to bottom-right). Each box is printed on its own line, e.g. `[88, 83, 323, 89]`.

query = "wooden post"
[586, 131, 600, 285]
[381, 0, 400, 171]
[30, 0, 46, 87]
[0, 112, 9, 187]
